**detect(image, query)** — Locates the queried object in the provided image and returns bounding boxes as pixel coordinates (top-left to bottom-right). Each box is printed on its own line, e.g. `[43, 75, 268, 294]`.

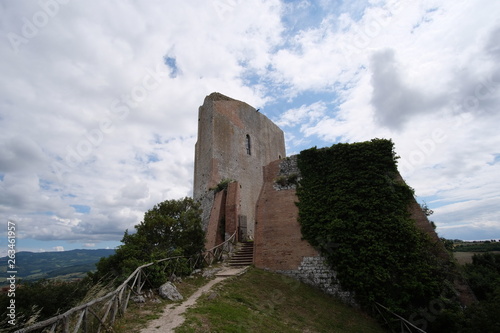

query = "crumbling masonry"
[193, 92, 446, 303]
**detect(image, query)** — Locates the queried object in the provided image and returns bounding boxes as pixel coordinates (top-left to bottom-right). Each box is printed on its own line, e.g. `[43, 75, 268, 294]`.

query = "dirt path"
[141, 266, 248, 333]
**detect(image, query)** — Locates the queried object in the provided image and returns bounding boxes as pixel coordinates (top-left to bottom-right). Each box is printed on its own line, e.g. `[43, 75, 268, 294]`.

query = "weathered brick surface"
[205, 190, 226, 251]
[255, 158, 356, 305]
[196, 94, 472, 308]
[194, 93, 285, 239]
[225, 181, 240, 241]
[254, 159, 318, 270]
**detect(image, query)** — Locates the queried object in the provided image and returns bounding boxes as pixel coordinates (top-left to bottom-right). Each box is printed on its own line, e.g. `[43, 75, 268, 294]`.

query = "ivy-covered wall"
[296, 139, 453, 317]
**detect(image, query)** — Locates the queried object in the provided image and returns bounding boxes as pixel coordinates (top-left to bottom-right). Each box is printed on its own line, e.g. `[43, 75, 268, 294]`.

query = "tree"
[461, 253, 500, 332]
[421, 201, 437, 230]
[92, 197, 205, 285]
[421, 202, 434, 216]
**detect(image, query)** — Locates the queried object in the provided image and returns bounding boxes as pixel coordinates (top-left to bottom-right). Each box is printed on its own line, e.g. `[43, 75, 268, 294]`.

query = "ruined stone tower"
[192, 93, 475, 307]
[193, 92, 285, 242]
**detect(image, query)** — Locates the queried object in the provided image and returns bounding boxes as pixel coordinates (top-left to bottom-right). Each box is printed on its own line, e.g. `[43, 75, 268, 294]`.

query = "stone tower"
[193, 92, 285, 241]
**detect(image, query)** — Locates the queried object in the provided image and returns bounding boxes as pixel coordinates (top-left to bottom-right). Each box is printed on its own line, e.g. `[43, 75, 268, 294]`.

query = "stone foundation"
[278, 256, 356, 307]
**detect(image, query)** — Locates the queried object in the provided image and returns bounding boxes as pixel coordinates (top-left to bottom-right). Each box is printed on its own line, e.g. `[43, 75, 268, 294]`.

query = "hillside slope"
[176, 267, 386, 333]
[0, 249, 115, 283]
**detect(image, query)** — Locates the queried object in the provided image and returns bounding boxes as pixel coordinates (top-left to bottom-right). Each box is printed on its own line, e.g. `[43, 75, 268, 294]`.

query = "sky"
[1, 0, 499, 255]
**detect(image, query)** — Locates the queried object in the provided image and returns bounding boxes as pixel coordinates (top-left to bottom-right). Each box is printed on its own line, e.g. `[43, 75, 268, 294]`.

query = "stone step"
[228, 242, 254, 267]
[231, 258, 253, 262]
[229, 261, 253, 266]
[235, 250, 253, 255]
[230, 254, 253, 259]
[232, 254, 253, 258]
[229, 258, 253, 262]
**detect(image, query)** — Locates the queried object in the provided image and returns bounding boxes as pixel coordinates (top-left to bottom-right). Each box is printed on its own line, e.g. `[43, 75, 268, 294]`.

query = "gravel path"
[140, 266, 248, 333]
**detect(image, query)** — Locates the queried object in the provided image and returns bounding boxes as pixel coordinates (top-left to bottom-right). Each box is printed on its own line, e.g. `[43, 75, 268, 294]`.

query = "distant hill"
[0, 249, 115, 284]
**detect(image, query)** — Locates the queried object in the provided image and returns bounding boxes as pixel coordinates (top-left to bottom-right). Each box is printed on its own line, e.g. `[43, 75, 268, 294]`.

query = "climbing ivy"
[296, 139, 448, 318]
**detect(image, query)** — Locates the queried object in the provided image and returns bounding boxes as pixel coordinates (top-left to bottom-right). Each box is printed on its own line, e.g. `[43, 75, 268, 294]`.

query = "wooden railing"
[374, 302, 427, 333]
[202, 230, 237, 266]
[15, 233, 238, 333]
[14, 256, 192, 333]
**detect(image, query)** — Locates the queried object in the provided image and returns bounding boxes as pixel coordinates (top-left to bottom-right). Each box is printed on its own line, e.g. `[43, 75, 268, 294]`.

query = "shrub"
[296, 139, 452, 321]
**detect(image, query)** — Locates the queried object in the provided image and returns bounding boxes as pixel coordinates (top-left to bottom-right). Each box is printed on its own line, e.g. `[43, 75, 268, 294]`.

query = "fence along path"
[15, 231, 237, 333]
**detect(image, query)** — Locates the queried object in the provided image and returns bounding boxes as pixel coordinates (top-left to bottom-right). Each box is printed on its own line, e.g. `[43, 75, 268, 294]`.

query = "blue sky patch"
[488, 153, 500, 165]
[147, 153, 160, 163]
[164, 56, 179, 78]
[71, 205, 91, 214]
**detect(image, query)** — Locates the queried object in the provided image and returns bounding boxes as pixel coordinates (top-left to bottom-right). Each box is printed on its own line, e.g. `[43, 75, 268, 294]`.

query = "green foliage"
[296, 139, 451, 319]
[460, 253, 500, 332]
[440, 238, 454, 252]
[91, 197, 205, 286]
[421, 202, 434, 216]
[454, 242, 500, 252]
[210, 178, 235, 193]
[0, 279, 91, 330]
[463, 253, 500, 301]
[274, 173, 299, 187]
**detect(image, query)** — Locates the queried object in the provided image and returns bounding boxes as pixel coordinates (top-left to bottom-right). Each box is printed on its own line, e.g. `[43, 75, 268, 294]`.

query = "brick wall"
[205, 190, 225, 251]
[194, 93, 285, 239]
[254, 157, 355, 304]
[254, 158, 318, 270]
[225, 181, 240, 241]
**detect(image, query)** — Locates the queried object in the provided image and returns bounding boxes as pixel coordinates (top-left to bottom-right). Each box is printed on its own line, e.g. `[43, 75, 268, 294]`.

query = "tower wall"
[254, 158, 319, 270]
[193, 92, 285, 239]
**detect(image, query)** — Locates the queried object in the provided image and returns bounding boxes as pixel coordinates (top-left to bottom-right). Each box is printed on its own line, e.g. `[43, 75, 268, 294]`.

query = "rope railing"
[15, 232, 239, 333]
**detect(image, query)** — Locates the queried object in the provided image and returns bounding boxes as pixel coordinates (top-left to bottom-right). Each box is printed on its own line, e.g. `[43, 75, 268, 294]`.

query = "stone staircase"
[228, 241, 254, 267]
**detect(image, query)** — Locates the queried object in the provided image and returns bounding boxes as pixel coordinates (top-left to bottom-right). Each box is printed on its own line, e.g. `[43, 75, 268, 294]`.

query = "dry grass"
[453, 251, 500, 265]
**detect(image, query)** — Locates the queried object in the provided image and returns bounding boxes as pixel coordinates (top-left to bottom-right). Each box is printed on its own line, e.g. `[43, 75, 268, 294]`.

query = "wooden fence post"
[136, 269, 142, 294]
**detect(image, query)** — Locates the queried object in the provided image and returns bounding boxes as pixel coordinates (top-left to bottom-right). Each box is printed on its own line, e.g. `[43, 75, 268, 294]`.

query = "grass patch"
[113, 299, 166, 333]
[176, 267, 386, 333]
[113, 274, 210, 332]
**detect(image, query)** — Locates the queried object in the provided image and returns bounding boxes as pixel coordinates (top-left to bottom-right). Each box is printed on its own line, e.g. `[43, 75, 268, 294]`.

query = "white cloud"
[275, 101, 327, 128]
[0, 0, 499, 248]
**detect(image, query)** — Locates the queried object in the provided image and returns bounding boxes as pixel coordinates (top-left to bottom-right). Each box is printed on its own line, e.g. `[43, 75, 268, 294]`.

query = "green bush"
[296, 139, 451, 320]
[460, 253, 500, 332]
[274, 173, 299, 187]
[210, 178, 235, 193]
[91, 197, 205, 286]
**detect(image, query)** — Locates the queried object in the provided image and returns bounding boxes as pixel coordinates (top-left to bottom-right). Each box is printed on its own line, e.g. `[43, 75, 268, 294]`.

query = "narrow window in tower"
[246, 134, 251, 155]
